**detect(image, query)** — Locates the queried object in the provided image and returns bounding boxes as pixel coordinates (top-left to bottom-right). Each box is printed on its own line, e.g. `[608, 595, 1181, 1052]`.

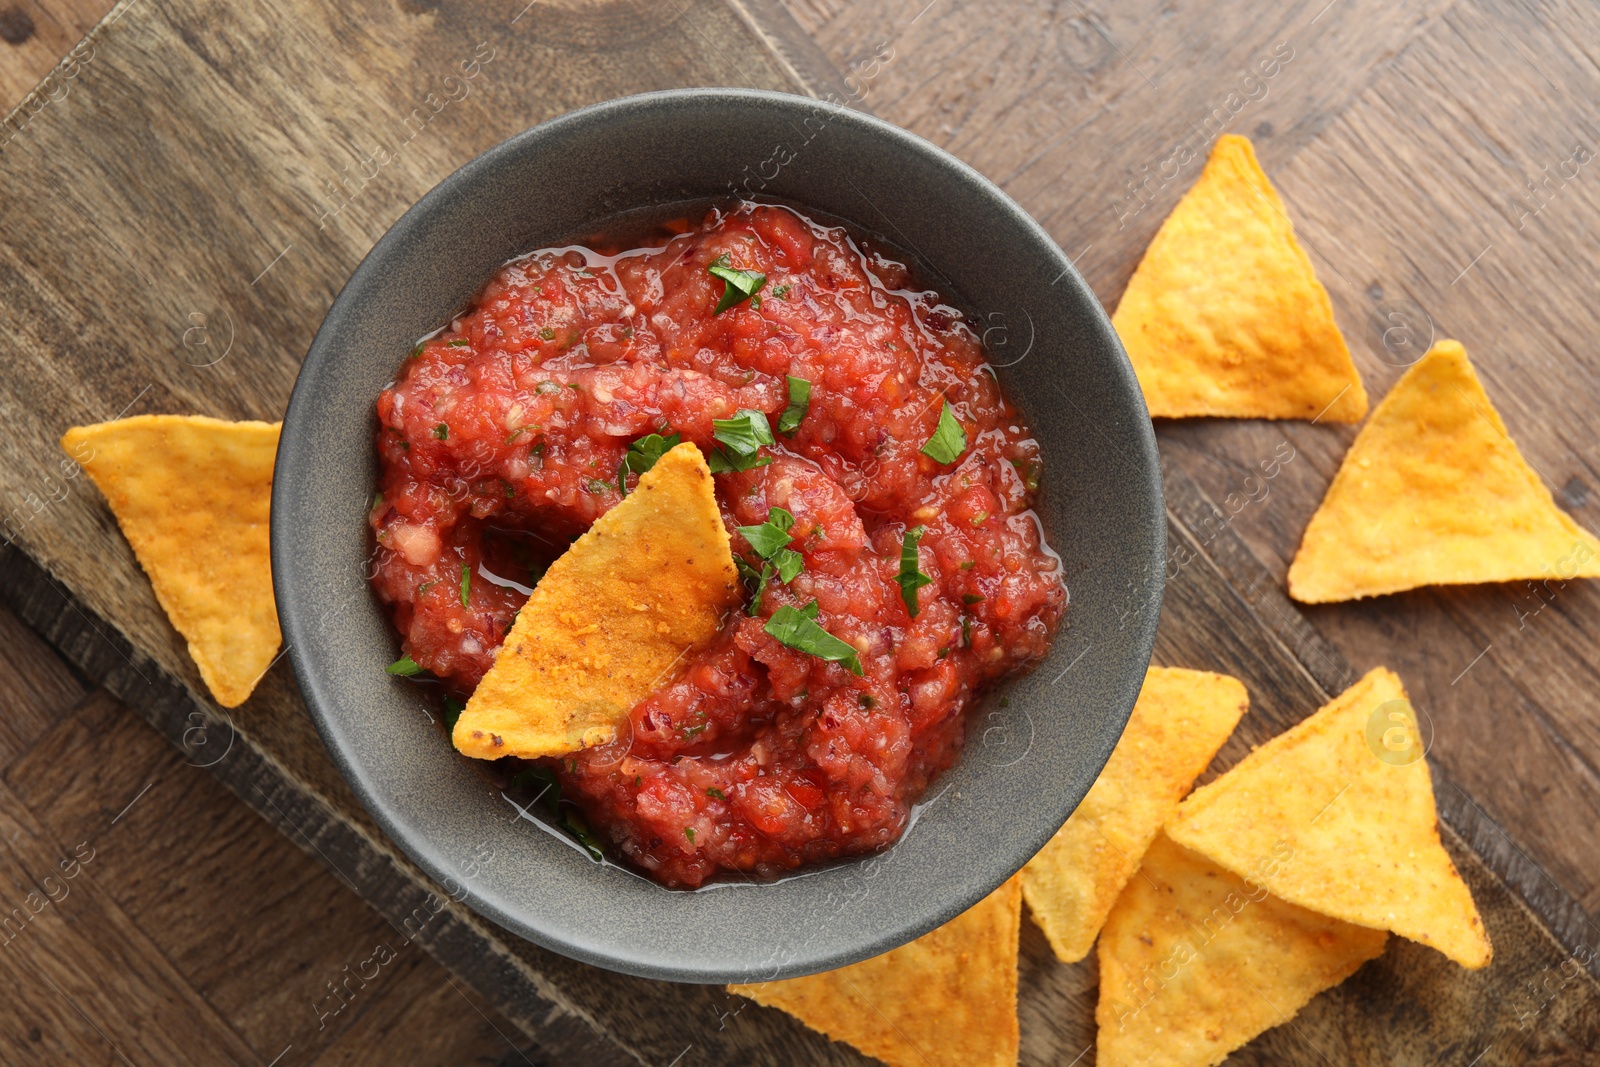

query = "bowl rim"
[273, 85, 1164, 983]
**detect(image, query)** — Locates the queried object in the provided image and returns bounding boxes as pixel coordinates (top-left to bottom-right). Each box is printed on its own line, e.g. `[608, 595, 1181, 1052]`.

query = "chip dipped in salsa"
[368, 202, 1066, 887]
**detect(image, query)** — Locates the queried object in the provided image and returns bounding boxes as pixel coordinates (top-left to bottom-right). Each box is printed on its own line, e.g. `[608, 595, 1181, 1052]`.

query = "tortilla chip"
[1097, 833, 1388, 1067]
[1288, 339, 1600, 602]
[1020, 666, 1246, 962]
[730, 875, 1022, 1067]
[454, 442, 739, 760]
[61, 415, 282, 708]
[1112, 134, 1367, 422]
[1167, 667, 1492, 968]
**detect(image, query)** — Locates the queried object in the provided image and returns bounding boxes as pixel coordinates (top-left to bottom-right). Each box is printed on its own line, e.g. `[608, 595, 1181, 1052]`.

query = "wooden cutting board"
[1, 0, 1596, 1062]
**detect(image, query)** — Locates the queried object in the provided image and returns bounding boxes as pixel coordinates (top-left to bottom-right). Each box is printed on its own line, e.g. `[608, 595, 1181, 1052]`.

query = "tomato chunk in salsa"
[369, 203, 1066, 887]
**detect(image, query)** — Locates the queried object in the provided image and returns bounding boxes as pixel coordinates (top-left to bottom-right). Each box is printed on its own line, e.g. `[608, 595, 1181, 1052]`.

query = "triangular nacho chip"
[730, 876, 1022, 1067]
[1020, 666, 1246, 962]
[61, 415, 282, 708]
[1112, 134, 1367, 422]
[1096, 833, 1388, 1067]
[1288, 339, 1600, 602]
[454, 442, 739, 760]
[1167, 667, 1492, 968]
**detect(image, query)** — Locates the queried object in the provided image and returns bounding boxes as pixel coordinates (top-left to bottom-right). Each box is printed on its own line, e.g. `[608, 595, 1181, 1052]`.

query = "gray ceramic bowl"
[273, 88, 1163, 984]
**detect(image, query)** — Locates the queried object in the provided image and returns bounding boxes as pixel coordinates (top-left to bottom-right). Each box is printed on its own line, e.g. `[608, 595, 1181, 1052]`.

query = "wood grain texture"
[3, 0, 1600, 1061]
[0, 604, 540, 1065]
[0, 0, 110, 115]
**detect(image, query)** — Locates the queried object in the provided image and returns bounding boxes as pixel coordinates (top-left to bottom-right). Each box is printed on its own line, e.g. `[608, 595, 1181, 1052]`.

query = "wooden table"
[2, 0, 1598, 1062]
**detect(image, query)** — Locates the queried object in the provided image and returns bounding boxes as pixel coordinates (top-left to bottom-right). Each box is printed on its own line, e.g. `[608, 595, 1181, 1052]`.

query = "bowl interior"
[272, 88, 1164, 983]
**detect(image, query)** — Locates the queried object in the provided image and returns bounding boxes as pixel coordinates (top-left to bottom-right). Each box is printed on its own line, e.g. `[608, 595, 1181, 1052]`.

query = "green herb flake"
[1011, 457, 1042, 492]
[563, 810, 604, 861]
[386, 654, 423, 677]
[446, 338, 471, 347]
[410, 342, 425, 359]
[585, 479, 611, 495]
[706, 446, 774, 474]
[971, 511, 990, 527]
[773, 547, 805, 583]
[712, 409, 775, 457]
[773, 283, 792, 300]
[736, 507, 795, 559]
[962, 593, 985, 606]
[764, 601, 864, 675]
[920, 400, 968, 464]
[459, 563, 471, 607]
[539, 327, 556, 341]
[708, 253, 768, 315]
[706, 787, 725, 800]
[960, 560, 976, 571]
[617, 431, 682, 496]
[961, 616, 974, 648]
[684, 827, 697, 843]
[433, 423, 449, 440]
[777, 375, 811, 435]
[858, 694, 877, 709]
[896, 525, 935, 618]
[442, 696, 465, 732]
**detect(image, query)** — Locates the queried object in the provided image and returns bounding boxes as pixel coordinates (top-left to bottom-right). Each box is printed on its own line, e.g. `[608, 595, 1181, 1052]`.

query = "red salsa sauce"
[370, 203, 1066, 887]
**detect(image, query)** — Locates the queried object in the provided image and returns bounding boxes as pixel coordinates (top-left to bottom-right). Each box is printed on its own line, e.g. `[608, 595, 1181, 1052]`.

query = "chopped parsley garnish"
[617, 432, 681, 496]
[896, 525, 935, 618]
[446, 338, 471, 347]
[859, 694, 877, 709]
[961, 616, 974, 647]
[765, 601, 863, 675]
[511, 767, 604, 860]
[707, 409, 776, 473]
[959, 560, 976, 571]
[708, 253, 767, 314]
[706, 787, 725, 800]
[920, 400, 968, 464]
[584, 479, 611, 495]
[1011, 457, 1042, 492]
[712, 409, 774, 455]
[962, 593, 985, 605]
[410, 342, 425, 358]
[773, 283, 792, 300]
[433, 423, 449, 440]
[737, 507, 795, 558]
[386, 654, 423, 676]
[707, 447, 773, 473]
[563, 811, 604, 861]
[735, 555, 775, 614]
[459, 563, 471, 607]
[417, 579, 437, 596]
[538, 327, 556, 341]
[735, 508, 806, 611]
[773, 547, 804, 583]
[442, 696, 464, 731]
[684, 827, 697, 843]
[777, 375, 811, 435]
